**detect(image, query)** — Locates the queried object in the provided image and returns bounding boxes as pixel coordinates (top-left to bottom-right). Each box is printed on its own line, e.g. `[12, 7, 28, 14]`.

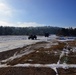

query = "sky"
[0, 0, 76, 28]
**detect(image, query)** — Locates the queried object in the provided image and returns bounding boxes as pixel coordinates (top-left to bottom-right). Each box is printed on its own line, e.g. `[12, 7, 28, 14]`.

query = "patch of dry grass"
[6, 49, 59, 65]
[67, 52, 76, 64]
[59, 51, 76, 64]
[67, 41, 76, 47]
[25, 51, 59, 64]
[0, 67, 56, 75]
[57, 68, 76, 75]
[49, 42, 66, 51]
[67, 57, 76, 64]
[5, 42, 66, 65]
[1, 40, 76, 75]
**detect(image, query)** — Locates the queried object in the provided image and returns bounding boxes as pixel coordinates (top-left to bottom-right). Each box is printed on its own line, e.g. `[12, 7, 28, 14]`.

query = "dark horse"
[28, 35, 37, 40]
[44, 33, 49, 37]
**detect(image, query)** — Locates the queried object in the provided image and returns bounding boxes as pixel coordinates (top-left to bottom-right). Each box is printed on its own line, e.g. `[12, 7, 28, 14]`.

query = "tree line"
[58, 27, 76, 36]
[0, 26, 60, 35]
[0, 26, 76, 36]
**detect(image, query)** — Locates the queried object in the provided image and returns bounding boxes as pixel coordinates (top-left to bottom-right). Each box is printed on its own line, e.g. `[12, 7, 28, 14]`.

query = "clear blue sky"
[0, 0, 76, 27]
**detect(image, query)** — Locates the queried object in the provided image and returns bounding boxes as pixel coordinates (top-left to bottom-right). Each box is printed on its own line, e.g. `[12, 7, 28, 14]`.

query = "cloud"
[0, 21, 14, 26]
[17, 22, 45, 27]
[0, 2, 13, 17]
[0, 21, 45, 27]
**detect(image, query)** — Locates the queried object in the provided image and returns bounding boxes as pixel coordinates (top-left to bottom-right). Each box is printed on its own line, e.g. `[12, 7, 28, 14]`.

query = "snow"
[27, 59, 33, 62]
[14, 63, 76, 69]
[0, 63, 76, 69]
[0, 40, 40, 52]
[51, 67, 58, 75]
[1, 47, 34, 63]
[36, 51, 39, 53]
[0, 35, 76, 73]
[58, 37, 76, 42]
[0, 36, 42, 52]
[72, 47, 76, 52]
[0, 64, 8, 67]
[0, 35, 75, 53]
[0, 35, 58, 52]
[44, 42, 58, 48]
[0, 63, 76, 70]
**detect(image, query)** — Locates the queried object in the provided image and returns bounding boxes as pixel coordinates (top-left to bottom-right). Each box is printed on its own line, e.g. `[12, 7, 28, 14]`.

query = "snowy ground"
[0, 35, 76, 75]
[0, 35, 57, 52]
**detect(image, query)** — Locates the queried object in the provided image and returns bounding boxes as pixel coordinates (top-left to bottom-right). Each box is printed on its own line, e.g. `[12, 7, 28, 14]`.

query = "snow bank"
[0, 63, 76, 70]
[14, 63, 76, 69]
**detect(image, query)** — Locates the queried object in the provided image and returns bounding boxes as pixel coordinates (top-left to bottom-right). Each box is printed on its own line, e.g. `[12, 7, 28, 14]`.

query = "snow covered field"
[0, 35, 76, 75]
[0, 35, 58, 52]
[0, 35, 76, 52]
